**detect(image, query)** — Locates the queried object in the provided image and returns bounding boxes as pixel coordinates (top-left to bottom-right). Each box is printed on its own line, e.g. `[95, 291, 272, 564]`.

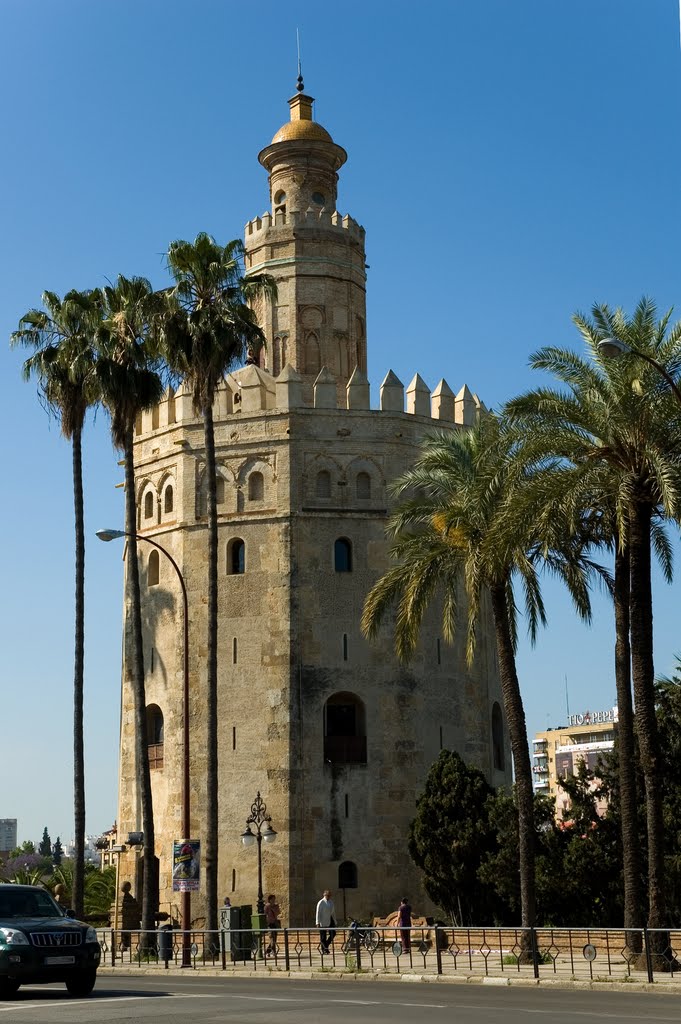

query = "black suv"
[0, 884, 100, 998]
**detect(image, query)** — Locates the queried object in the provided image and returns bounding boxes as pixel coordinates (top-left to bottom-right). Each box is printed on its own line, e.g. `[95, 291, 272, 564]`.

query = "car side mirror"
[65, 908, 75, 918]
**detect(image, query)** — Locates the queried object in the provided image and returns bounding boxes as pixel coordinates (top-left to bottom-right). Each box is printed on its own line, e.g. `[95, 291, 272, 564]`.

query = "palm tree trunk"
[629, 498, 667, 948]
[489, 582, 536, 934]
[203, 403, 219, 938]
[72, 425, 85, 920]
[613, 535, 643, 953]
[124, 426, 156, 942]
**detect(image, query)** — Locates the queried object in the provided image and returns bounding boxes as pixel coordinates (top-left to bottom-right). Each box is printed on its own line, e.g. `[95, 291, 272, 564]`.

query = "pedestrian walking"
[396, 896, 412, 951]
[264, 894, 281, 955]
[315, 889, 336, 954]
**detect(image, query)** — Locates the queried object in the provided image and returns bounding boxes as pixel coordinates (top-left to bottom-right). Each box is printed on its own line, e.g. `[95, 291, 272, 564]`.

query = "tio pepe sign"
[567, 708, 618, 728]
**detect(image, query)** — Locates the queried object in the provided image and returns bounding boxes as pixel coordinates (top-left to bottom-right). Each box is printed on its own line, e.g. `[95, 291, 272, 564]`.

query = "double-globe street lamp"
[97, 527, 192, 968]
[598, 336, 681, 407]
[240, 792, 277, 915]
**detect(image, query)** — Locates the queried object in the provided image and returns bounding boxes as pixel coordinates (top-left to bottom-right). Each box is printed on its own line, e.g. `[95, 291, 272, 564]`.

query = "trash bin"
[158, 924, 173, 964]
[230, 904, 253, 962]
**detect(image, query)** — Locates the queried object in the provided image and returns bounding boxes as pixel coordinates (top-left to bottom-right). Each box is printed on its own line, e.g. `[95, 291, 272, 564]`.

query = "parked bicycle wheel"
[363, 929, 380, 952]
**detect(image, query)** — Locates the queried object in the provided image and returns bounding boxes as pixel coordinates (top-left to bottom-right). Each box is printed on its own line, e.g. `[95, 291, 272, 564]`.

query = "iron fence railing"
[95, 924, 681, 982]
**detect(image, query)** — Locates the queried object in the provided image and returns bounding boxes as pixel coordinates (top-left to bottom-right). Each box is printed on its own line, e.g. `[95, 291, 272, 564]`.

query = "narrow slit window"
[232, 726, 236, 751]
[343, 634, 348, 661]
[233, 637, 238, 664]
[345, 794, 349, 818]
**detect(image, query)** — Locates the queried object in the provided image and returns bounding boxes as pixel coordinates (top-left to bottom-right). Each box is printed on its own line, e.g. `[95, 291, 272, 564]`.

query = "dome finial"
[296, 28, 304, 92]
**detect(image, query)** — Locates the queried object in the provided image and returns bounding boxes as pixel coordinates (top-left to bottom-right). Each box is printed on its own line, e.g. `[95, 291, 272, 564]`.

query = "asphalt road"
[1, 974, 680, 1023]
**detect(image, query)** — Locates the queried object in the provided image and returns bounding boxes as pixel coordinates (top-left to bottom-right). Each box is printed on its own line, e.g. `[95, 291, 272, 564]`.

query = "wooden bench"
[372, 912, 434, 949]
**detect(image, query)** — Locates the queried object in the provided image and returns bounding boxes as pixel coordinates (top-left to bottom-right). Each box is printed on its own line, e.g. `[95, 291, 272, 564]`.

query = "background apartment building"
[533, 708, 618, 817]
[0, 819, 18, 856]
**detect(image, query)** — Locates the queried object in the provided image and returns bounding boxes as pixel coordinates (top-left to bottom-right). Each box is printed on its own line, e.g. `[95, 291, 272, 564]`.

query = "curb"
[96, 966, 675, 993]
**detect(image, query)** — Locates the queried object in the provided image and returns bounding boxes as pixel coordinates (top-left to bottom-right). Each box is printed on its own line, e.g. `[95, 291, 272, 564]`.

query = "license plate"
[45, 955, 76, 965]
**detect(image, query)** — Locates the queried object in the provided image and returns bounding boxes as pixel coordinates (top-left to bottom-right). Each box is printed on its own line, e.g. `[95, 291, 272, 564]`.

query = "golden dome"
[271, 118, 333, 144]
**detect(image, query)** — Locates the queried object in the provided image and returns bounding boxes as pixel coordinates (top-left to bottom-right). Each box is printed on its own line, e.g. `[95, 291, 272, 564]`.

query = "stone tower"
[244, 80, 366, 399]
[114, 80, 510, 929]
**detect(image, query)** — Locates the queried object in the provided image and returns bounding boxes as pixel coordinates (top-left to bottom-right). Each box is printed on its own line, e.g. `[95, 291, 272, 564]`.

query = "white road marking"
[454, 1005, 679, 1022]
[331, 998, 447, 1008]
[226, 994, 300, 1002]
[0, 993, 220, 1012]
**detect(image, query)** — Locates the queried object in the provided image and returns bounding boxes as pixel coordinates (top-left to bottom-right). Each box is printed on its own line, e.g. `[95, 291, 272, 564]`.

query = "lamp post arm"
[628, 347, 681, 408]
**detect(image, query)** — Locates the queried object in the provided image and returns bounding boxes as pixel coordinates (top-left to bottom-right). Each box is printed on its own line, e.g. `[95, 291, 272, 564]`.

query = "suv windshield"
[0, 889, 64, 919]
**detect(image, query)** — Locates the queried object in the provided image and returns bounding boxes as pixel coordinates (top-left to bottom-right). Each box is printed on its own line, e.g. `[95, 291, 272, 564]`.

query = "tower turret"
[244, 79, 367, 399]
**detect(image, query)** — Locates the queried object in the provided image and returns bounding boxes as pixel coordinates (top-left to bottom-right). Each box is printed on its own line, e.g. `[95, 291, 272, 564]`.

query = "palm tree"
[96, 275, 164, 941]
[10, 289, 101, 920]
[506, 298, 681, 940]
[160, 233, 276, 936]
[361, 415, 600, 935]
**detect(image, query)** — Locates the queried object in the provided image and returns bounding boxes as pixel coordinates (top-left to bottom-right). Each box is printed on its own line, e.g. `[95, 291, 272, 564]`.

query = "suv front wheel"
[0, 979, 20, 1000]
[65, 969, 97, 998]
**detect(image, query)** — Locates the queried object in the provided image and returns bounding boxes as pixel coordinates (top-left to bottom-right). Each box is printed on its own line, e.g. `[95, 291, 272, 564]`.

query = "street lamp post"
[97, 527, 192, 968]
[598, 337, 681, 407]
[240, 792, 277, 915]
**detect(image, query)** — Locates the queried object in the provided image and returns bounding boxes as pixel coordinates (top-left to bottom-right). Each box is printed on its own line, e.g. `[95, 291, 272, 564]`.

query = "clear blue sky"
[2, 0, 681, 847]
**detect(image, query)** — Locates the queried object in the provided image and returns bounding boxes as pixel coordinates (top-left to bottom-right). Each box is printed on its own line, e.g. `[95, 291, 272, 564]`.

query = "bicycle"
[341, 921, 380, 954]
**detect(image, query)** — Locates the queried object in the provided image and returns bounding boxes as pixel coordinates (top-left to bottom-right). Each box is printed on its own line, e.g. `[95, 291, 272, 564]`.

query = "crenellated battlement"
[245, 208, 365, 244]
[135, 364, 488, 438]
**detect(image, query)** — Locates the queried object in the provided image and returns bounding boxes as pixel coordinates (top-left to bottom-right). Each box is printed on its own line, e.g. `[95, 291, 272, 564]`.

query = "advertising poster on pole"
[172, 840, 200, 892]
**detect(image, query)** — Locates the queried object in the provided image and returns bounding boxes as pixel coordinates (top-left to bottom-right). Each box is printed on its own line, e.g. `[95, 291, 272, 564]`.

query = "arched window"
[338, 861, 358, 889]
[248, 472, 264, 501]
[146, 705, 164, 769]
[164, 486, 174, 514]
[316, 470, 331, 499]
[273, 337, 281, 377]
[492, 701, 505, 771]
[216, 476, 225, 505]
[228, 538, 245, 575]
[334, 538, 352, 572]
[147, 550, 160, 586]
[144, 491, 154, 520]
[305, 333, 320, 376]
[324, 692, 366, 764]
[356, 472, 371, 499]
